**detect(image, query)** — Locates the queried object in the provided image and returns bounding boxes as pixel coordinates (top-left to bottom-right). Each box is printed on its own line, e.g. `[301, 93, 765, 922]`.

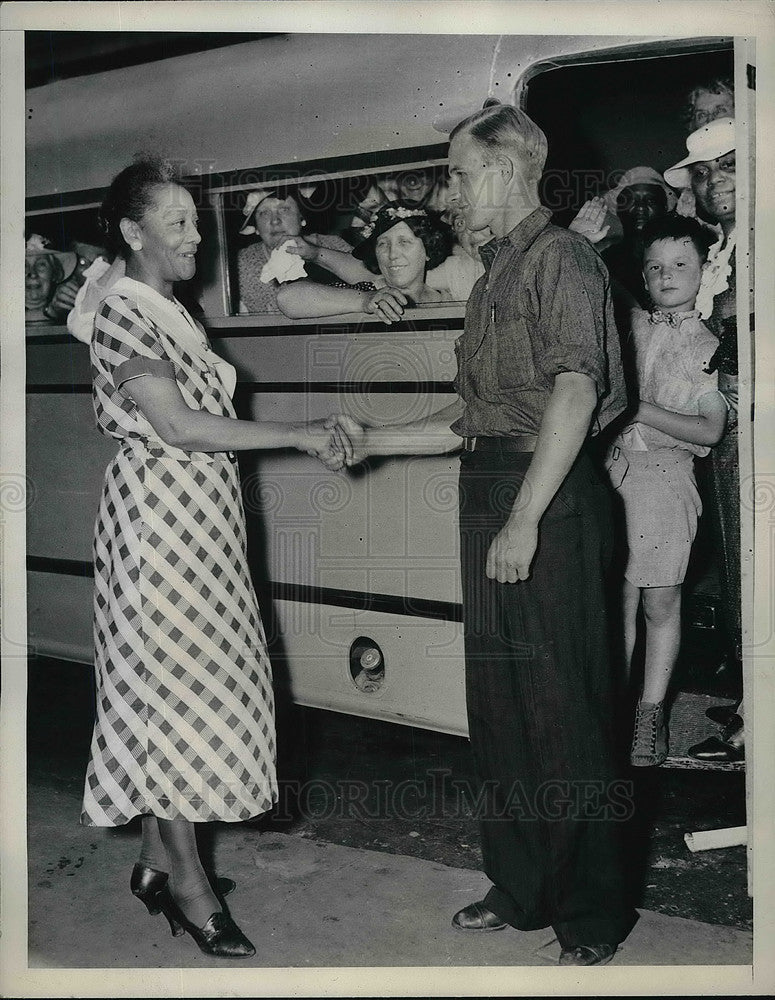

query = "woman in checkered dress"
[81, 158, 344, 958]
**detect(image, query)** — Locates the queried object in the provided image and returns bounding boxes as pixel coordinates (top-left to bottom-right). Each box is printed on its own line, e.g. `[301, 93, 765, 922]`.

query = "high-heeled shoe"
[156, 887, 256, 958]
[131, 863, 236, 917]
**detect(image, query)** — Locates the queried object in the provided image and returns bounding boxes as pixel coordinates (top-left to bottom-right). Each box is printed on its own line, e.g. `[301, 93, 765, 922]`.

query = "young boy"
[607, 214, 729, 766]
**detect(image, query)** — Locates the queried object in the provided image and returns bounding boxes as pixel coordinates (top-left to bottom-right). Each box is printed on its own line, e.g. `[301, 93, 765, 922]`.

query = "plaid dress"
[81, 278, 277, 826]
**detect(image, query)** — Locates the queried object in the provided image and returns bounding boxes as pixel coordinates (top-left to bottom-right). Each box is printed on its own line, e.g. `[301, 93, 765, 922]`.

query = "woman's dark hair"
[640, 213, 717, 262]
[98, 156, 181, 258]
[356, 204, 454, 275]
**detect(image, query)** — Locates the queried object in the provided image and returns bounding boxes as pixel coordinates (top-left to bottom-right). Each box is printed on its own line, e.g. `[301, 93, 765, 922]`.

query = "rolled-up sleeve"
[114, 355, 176, 389]
[533, 236, 610, 396]
[93, 295, 177, 393]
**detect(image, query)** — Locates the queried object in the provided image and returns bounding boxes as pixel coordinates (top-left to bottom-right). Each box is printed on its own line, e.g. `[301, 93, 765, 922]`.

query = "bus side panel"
[27, 571, 94, 664]
[237, 391, 461, 605]
[26, 383, 109, 664]
[271, 601, 468, 736]
[26, 391, 114, 562]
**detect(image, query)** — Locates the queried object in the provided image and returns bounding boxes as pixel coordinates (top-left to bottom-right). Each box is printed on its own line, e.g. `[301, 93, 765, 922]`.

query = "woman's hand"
[281, 236, 320, 262]
[294, 420, 347, 470]
[363, 286, 408, 324]
[568, 197, 611, 245]
[44, 276, 80, 319]
[718, 372, 739, 429]
[325, 414, 368, 466]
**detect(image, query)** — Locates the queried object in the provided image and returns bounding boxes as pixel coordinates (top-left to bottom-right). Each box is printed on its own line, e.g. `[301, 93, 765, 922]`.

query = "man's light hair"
[450, 102, 548, 182]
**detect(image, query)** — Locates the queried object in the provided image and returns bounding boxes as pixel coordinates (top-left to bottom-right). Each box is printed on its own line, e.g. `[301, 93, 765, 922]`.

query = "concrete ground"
[27, 774, 752, 970]
[16, 655, 756, 993]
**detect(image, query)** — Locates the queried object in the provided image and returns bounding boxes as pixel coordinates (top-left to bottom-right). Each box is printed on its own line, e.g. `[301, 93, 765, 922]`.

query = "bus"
[24, 30, 752, 738]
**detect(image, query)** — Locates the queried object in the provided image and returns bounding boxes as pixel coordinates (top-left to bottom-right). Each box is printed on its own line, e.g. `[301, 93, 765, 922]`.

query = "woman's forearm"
[277, 280, 369, 319]
[311, 245, 373, 284]
[166, 410, 308, 452]
[125, 375, 313, 453]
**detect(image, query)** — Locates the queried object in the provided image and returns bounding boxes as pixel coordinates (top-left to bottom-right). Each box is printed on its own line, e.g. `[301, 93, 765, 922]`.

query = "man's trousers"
[458, 444, 635, 949]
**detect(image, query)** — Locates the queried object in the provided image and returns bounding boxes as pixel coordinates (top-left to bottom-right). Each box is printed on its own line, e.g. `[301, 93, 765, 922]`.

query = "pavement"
[4, 657, 762, 997]
[23, 775, 752, 972]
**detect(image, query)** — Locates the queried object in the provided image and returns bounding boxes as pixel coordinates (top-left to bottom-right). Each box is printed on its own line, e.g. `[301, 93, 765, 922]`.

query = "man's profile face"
[448, 132, 506, 234]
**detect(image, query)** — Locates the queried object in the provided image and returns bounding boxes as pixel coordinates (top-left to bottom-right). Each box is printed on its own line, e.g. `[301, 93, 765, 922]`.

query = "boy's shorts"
[609, 447, 701, 588]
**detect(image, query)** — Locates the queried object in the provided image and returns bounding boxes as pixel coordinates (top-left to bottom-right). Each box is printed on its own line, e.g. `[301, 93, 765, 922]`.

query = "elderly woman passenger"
[236, 187, 353, 313]
[25, 235, 76, 323]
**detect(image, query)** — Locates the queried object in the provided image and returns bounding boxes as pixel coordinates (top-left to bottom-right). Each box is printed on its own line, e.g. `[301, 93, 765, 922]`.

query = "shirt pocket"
[495, 316, 536, 390]
[456, 324, 487, 361]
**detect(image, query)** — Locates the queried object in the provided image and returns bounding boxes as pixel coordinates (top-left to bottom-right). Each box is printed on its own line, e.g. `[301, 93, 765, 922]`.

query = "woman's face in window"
[375, 221, 427, 288]
[25, 255, 56, 309]
[254, 197, 303, 249]
[689, 89, 734, 132]
[690, 151, 736, 226]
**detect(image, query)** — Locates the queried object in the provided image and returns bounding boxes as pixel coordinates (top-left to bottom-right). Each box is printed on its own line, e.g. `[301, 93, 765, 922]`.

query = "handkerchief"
[259, 241, 308, 284]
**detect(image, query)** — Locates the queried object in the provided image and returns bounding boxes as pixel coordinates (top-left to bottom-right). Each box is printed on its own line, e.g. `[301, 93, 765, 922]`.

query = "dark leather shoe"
[452, 901, 508, 931]
[131, 863, 235, 918]
[705, 705, 738, 727]
[559, 943, 616, 966]
[688, 735, 744, 763]
[157, 888, 256, 957]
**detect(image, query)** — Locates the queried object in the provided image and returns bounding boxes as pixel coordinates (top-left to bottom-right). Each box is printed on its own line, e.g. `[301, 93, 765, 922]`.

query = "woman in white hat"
[664, 116, 745, 763]
[236, 186, 353, 314]
[676, 74, 734, 218]
[25, 235, 77, 323]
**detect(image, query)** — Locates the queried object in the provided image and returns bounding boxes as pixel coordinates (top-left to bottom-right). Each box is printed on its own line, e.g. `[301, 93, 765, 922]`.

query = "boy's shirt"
[620, 308, 719, 458]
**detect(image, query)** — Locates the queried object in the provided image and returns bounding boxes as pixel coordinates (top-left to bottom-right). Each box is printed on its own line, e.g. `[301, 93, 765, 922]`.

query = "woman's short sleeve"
[93, 294, 176, 390]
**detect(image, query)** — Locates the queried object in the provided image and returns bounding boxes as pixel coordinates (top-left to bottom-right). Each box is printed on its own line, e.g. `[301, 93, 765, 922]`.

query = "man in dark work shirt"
[329, 103, 635, 966]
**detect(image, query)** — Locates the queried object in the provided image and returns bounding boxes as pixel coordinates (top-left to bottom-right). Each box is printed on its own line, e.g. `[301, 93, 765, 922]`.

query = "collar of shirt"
[478, 206, 553, 272]
[649, 308, 700, 328]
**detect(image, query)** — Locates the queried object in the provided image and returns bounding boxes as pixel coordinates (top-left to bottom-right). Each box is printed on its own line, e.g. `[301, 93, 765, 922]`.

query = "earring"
[301, 220, 307, 228]
[131, 241, 142, 251]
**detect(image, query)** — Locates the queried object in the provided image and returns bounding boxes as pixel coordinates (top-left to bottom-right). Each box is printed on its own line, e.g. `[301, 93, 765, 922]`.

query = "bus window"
[223, 162, 462, 316]
[24, 200, 222, 330]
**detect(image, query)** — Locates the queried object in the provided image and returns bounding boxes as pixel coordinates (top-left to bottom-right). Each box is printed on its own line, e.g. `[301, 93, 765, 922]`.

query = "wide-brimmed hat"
[664, 117, 736, 190]
[239, 184, 318, 236]
[604, 166, 678, 214]
[238, 190, 275, 235]
[25, 234, 77, 280]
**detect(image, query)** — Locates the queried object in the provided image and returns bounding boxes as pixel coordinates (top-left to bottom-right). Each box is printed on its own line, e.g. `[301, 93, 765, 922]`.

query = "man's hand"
[485, 513, 539, 584]
[281, 236, 320, 262]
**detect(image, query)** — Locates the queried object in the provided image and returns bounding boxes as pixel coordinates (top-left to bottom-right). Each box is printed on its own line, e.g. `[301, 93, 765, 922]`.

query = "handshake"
[295, 414, 369, 471]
